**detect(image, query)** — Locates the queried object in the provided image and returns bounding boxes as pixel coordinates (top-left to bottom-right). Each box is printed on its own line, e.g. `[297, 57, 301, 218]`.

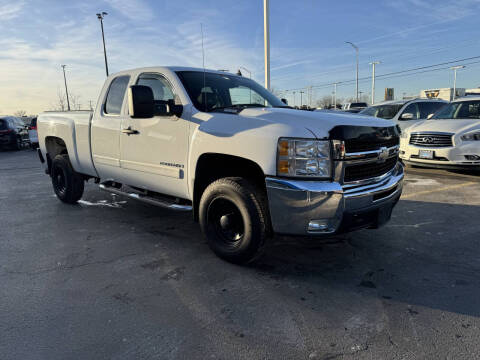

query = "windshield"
[176, 71, 286, 112]
[360, 104, 404, 119]
[350, 102, 368, 108]
[433, 100, 480, 119]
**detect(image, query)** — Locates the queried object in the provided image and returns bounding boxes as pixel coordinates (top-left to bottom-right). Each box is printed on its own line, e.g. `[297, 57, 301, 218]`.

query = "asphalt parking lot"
[1, 149, 480, 360]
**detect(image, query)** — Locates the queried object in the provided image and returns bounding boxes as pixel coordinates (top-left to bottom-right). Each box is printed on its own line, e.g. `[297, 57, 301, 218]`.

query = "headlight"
[277, 138, 331, 178]
[461, 132, 480, 141]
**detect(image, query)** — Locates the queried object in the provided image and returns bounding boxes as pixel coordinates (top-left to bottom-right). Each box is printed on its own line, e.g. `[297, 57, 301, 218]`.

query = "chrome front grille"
[339, 144, 399, 184]
[409, 132, 453, 147]
[344, 156, 398, 182]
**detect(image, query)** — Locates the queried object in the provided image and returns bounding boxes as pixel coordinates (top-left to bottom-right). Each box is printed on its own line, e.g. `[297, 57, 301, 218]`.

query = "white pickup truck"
[37, 67, 404, 264]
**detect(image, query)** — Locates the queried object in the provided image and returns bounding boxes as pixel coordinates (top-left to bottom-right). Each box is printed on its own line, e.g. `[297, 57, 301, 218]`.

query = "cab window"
[400, 103, 419, 120]
[137, 73, 175, 116]
[104, 76, 130, 115]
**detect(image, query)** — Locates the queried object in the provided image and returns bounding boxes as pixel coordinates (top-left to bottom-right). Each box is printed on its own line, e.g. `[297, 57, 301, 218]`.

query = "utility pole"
[61, 65, 71, 111]
[333, 83, 338, 109]
[369, 61, 380, 105]
[451, 65, 465, 101]
[96, 12, 109, 77]
[299, 91, 305, 107]
[346, 41, 359, 102]
[308, 85, 313, 107]
[263, 0, 270, 90]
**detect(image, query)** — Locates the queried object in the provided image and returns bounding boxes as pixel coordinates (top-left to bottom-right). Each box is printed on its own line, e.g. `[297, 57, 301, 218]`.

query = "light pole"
[451, 65, 465, 101]
[61, 65, 71, 111]
[263, 0, 270, 90]
[96, 12, 109, 77]
[369, 61, 380, 105]
[240, 66, 252, 78]
[346, 41, 359, 102]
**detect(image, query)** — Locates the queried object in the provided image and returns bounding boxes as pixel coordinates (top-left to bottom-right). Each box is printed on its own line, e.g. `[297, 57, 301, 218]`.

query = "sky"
[1, 0, 480, 114]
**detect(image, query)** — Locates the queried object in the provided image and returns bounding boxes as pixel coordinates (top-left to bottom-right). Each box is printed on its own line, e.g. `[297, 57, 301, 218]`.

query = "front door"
[119, 72, 190, 199]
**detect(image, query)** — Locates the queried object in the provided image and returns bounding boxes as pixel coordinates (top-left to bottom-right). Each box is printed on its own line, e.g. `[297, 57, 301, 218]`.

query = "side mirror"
[281, 98, 288, 105]
[167, 99, 183, 118]
[128, 85, 155, 118]
[400, 112, 414, 120]
[427, 113, 434, 120]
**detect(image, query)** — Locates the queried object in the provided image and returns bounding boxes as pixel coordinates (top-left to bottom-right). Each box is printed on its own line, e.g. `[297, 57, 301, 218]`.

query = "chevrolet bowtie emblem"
[378, 147, 389, 162]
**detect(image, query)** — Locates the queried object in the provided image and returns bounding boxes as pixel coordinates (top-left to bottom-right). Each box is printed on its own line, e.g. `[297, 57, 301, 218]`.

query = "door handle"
[121, 127, 139, 135]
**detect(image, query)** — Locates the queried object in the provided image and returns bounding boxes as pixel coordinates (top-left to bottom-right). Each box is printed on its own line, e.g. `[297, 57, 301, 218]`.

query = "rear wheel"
[14, 136, 22, 150]
[199, 177, 270, 264]
[51, 154, 84, 204]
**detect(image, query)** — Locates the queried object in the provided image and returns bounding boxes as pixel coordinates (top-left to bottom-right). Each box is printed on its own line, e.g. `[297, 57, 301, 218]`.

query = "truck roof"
[109, 66, 240, 78]
[452, 95, 480, 102]
[373, 98, 448, 106]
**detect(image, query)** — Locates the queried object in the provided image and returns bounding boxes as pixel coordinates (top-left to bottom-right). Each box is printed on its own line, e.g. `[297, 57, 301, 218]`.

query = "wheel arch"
[44, 136, 68, 175]
[192, 153, 267, 221]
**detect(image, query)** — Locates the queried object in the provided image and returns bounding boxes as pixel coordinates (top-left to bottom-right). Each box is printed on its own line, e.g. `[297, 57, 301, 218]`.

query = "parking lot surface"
[1, 149, 480, 360]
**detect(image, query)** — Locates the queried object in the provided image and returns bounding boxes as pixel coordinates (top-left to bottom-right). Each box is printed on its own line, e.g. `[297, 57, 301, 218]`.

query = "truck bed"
[37, 110, 97, 177]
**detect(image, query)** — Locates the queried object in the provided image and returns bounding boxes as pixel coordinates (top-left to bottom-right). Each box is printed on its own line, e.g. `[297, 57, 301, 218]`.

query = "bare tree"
[70, 93, 82, 110]
[14, 110, 27, 117]
[316, 95, 333, 109]
[50, 89, 82, 111]
[345, 93, 370, 104]
[50, 89, 67, 111]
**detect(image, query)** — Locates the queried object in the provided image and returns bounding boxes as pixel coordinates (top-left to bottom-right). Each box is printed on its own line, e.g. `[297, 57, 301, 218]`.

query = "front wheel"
[51, 154, 84, 204]
[199, 177, 270, 264]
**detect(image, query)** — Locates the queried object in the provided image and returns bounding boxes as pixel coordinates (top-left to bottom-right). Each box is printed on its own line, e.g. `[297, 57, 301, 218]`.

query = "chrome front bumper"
[266, 162, 404, 236]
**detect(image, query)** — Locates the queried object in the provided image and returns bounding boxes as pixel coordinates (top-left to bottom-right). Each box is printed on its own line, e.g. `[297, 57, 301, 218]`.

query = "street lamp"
[299, 90, 305, 107]
[263, 0, 270, 90]
[450, 65, 465, 101]
[61, 65, 71, 111]
[369, 61, 380, 105]
[96, 11, 109, 77]
[346, 41, 359, 102]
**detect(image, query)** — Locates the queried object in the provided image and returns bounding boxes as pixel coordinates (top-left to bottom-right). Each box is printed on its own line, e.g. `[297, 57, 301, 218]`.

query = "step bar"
[99, 183, 192, 211]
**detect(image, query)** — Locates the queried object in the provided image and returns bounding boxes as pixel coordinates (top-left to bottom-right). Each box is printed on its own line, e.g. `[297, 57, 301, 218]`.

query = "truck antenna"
[201, 23, 207, 112]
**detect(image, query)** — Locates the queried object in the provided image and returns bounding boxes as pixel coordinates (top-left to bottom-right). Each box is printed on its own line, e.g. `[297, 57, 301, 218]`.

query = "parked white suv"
[37, 66, 404, 263]
[400, 97, 480, 169]
[360, 99, 448, 130]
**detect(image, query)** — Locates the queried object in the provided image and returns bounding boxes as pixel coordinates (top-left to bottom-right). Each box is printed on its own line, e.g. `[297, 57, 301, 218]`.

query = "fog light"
[464, 155, 480, 161]
[308, 220, 330, 232]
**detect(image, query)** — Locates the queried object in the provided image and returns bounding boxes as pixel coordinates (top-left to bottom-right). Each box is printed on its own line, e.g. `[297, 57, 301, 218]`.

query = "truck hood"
[237, 107, 395, 138]
[406, 119, 480, 135]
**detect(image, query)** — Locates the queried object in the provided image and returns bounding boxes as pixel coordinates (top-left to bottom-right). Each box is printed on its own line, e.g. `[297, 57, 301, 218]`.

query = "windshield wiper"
[210, 104, 265, 112]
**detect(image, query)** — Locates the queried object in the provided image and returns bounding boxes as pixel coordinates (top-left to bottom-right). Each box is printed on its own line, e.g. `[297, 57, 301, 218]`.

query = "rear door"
[91, 75, 131, 181]
[119, 72, 190, 199]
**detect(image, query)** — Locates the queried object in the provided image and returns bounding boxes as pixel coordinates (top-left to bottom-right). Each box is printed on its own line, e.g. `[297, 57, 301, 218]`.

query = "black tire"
[51, 154, 84, 204]
[199, 177, 270, 264]
[14, 136, 22, 150]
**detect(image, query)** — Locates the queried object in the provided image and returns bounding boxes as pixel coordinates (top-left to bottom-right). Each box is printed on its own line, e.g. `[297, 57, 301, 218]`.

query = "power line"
[280, 55, 480, 92]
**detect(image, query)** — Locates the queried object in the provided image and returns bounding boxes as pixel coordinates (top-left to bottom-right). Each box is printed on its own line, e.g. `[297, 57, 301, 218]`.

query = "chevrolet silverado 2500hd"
[37, 67, 404, 264]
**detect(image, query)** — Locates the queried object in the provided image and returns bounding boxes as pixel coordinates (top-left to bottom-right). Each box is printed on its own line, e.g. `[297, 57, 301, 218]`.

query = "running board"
[99, 183, 192, 211]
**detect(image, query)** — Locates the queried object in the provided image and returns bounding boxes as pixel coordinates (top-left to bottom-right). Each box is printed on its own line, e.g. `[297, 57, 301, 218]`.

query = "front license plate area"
[419, 150, 434, 159]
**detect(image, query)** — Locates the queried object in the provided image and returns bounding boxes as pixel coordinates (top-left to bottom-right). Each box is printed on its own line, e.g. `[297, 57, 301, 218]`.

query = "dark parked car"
[28, 117, 39, 148]
[0, 116, 30, 150]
